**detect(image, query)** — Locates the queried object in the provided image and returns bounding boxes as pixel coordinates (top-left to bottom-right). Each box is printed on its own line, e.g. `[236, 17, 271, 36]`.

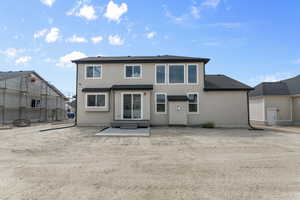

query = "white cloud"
[44, 58, 56, 63]
[67, 1, 97, 21]
[77, 5, 97, 20]
[163, 5, 187, 24]
[91, 36, 103, 44]
[15, 56, 32, 65]
[249, 72, 293, 86]
[40, 0, 56, 7]
[45, 27, 60, 43]
[34, 29, 48, 39]
[0, 48, 18, 57]
[56, 51, 86, 67]
[146, 31, 156, 39]
[104, 0, 128, 23]
[66, 35, 87, 43]
[202, 0, 221, 8]
[190, 6, 200, 19]
[108, 35, 124, 46]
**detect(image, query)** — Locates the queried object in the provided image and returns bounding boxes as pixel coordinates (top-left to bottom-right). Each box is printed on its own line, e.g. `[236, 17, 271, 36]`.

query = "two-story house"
[72, 55, 253, 128]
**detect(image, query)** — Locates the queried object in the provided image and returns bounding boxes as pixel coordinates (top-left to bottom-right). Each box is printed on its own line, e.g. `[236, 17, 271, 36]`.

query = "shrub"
[201, 122, 215, 128]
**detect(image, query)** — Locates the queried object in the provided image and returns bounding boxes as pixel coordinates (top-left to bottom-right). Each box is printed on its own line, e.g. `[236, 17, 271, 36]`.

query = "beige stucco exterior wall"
[249, 97, 265, 122]
[292, 97, 300, 122]
[76, 62, 249, 127]
[264, 96, 292, 121]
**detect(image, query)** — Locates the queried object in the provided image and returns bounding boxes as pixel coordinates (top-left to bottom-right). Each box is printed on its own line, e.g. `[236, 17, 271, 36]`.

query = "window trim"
[155, 64, 167, 85]
[155, 93, 167, 114]
[187, 92, 199, 114]
[187, 64, 199, 85]
[168, 64, 186, 85]
[121, 92, 144, 120]
[85, 93, 108, 108]
[85, 65, 102, 79]
[124, 64, 142, 79]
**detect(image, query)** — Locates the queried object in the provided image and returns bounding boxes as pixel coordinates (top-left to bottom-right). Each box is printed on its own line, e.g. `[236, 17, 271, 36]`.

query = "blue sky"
[1, 0, 300, 97]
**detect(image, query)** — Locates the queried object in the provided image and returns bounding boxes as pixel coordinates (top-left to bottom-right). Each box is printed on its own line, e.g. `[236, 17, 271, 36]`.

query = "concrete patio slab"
[254, 125, 300, 134]
[95, 127, 151, 136]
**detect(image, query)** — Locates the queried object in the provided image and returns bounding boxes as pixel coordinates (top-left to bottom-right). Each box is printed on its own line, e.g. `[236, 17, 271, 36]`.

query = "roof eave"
[204, 88, 254, 91]
[72, 58, 210, 64]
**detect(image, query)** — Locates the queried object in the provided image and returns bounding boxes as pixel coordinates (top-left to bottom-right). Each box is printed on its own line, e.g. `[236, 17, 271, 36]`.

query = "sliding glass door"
[123, 93, 142, 120]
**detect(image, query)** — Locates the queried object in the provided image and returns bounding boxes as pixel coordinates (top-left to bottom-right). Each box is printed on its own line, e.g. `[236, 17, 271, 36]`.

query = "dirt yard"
[1, 125, 300, 200]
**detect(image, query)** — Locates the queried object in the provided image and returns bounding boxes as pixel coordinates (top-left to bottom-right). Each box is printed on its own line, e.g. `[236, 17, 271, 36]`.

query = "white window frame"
[85, 93, 107, 108]
[85, 65, 102, 79]
[155, 93, 167, 114]
[187, 64, 199, 85]
[121, 92, 144, 120]
[124, 64, 142, 79]
[168, 64, 186, 85]
[155, 64, 167, 85]
[187, 92, 199, 114]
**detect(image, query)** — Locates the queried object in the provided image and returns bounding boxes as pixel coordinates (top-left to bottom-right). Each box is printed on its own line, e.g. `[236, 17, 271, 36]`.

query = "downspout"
[247, 91, 263, 130]
[75, 63, 78, 126]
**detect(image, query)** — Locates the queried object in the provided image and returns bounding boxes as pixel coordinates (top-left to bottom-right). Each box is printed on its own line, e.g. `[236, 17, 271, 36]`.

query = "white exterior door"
[168, 102, 187, 125]
[267, 108, 277, 126]
[122, 93, 143, 120]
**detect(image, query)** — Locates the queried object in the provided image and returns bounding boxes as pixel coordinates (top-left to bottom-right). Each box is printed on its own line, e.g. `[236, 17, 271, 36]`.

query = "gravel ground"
[0, 125, 300, 200]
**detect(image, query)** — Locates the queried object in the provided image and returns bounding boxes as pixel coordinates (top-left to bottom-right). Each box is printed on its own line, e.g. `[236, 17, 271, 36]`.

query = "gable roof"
[204, 75, 253, 91]
[249, 75, 300, 97]
[72, 55, 210, 64]
[0, 71, 67, 99]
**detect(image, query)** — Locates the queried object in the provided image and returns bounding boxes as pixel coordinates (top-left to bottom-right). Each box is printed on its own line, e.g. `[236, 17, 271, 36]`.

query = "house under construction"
[0, 71, 67, 125]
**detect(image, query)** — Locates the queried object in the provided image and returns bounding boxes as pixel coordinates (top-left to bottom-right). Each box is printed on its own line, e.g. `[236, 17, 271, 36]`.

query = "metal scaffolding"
[0, 72, 67, 125]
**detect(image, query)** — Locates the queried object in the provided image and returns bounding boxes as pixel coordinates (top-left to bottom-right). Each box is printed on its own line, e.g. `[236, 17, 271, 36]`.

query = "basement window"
[31, 99, 41, 108]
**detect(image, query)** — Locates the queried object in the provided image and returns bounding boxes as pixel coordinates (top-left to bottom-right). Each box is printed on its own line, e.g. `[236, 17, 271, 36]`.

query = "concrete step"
[120, 123, 138, 129]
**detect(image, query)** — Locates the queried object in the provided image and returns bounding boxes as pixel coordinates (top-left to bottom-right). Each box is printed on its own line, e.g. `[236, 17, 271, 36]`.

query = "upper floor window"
[86, 66, 101, 79]
[169, 65, 184, 84]
[86, 93, 107, 108]
[155, 64, 166, 84]
[188, 64, 197, 84]
[125, 65, 141, 79]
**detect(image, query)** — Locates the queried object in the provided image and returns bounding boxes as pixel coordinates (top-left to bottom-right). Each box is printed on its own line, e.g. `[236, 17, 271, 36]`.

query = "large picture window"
[125, 65, 141, 78]
[188, 93, 198, 113]
[86, 93, 106, 108]
[169, 65, 184, 84]
[188, 64, 197, 84]
[86, 66, 101, 79]
[156, 93, 167, 113]
[156, 65, 166, 84]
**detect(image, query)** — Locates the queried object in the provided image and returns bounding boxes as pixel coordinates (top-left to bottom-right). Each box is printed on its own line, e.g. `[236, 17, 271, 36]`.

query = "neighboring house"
[0, 71, 67, 124]
[249, 75, 300, 126]
[72, 55, 253, 128]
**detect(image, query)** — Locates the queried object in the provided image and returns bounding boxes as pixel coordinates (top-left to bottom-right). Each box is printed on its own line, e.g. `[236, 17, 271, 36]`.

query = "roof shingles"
[204, 75, 253, 91]
[249, 75, 300, 97]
